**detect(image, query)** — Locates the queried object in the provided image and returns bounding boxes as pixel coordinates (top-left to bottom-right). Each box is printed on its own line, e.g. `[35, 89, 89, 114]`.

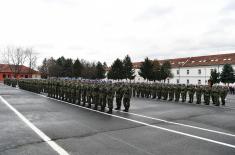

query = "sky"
[0, 0, 235, 65]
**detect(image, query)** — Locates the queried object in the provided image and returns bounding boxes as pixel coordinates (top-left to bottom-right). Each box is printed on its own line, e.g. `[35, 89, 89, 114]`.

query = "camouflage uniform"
[115, 85, 123, 110]
[220, 86, 228, 106]
[107, 84, 115, 113]
[181, 84, 187, 102]
[204, 86, 211, 105]
[188, 85, 195, 103]
[123, 85, 132, 112]
[195, 85, 202, 104]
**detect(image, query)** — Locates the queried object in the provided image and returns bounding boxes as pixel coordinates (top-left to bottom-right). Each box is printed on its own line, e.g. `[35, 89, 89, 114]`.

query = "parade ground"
[0, 83, 235, 155]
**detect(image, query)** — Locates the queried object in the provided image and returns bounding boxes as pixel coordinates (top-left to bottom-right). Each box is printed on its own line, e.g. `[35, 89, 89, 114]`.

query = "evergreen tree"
[73, 59, 83, 78]
[123, 55, 135, 81]
[160, 61, 173, 82]
[96, 61, 106, 79]
[107, 58, 124, 80]
[220, 64, 235, 85]
[152, 60, 161, 81]
[138, 57, 153, 81]
[209, 69, 220, 85]
[63, 58, 73, 77]
[56, 56, 65, 77]
[80, 60, 96, 79]
[38, 58, 48, 79]
[47, 57, 60, 77]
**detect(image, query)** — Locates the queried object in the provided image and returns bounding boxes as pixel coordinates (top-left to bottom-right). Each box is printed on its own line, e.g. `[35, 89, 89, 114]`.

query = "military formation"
[132, 83, 228, 106]
[4, 79, 229, 111]
[14, 79, 132, 114]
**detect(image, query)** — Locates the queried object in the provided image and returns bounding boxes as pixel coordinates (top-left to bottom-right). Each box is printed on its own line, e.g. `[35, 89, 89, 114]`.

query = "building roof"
[0, 64, 40, 74]
[133, 53, 235, 69]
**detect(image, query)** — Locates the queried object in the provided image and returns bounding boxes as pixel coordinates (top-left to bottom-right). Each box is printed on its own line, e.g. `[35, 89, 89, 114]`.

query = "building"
[0, 64, 41, 81]
[132, 53, 235, 85]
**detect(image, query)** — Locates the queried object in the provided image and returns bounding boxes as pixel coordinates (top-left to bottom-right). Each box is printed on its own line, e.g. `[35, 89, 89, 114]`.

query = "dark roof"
[133, 53, 235, 69]
[0, 64, 40, 74]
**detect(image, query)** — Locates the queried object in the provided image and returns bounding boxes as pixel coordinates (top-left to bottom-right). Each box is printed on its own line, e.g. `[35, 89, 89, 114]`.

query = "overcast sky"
[0, 0, 235, 65]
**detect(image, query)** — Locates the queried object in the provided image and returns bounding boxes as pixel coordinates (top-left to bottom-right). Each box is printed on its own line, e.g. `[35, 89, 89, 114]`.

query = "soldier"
[151, 84, 157, 99]
[188, 84, 195, 103]
[204, 85, 211, 105]
[156, 84, 161, 100]
[115, 84, 124, 110]
[71, 81, 77, 104]
[100, 84, 107, 112]
[122, 84, 132, 112]
[140, 83, 145, 98]
[174, 84, 181, 102]
[132, 83, 136, 97]
[136, 83, 141, 97]
[61, 80, 66, 101]
[76, 82, 81, 105]
[81, 83, 87, 106]
[220, 86, 228, 106]
[211, 85, 220, 106]
[168, 84, 175, 101]
[181, 84, 187, 102]
[86, 83, 92, 108]
[106, 83, 115, 114]
[47, 80, 52, 97]
[195, 85, 202, 104]
[162, 84, 168, 100]
[93, 84, 100, 110]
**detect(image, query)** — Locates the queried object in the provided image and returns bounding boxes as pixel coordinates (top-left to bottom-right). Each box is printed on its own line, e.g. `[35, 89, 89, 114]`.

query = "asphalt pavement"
[0, 84, 234, 155]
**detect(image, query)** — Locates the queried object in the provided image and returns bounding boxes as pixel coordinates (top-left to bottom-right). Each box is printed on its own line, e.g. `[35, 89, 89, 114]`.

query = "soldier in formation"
[4, 78, 229, 109]
[131, 82, 229, 106]
[11, 79, 132, 114]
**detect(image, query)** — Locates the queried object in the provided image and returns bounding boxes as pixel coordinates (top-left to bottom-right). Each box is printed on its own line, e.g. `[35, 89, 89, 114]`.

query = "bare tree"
[2, 46, 28, 78]
[25, 48, 38, 73]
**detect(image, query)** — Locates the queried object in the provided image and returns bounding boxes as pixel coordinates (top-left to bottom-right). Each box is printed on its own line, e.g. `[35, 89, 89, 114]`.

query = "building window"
[198, 69, 201, 75]
[21, 75, 23, 77]
[198, 80, 201, 85]
[25, 75, 28, 78]
[8, 74, 10, 78]
[187, 79, 189, 84]
[177, 79, 179, 84]
[177, 70, 180, 75]
[3, 74, 6, 78]
[187, 70, 189, 75]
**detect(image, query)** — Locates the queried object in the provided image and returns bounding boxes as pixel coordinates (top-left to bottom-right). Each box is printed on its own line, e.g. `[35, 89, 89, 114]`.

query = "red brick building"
[0, 64, 41, 81]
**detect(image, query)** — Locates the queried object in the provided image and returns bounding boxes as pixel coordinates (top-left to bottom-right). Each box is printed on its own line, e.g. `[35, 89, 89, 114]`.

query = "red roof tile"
[0, 64, 40, 74]
[133, 53, 235, 69]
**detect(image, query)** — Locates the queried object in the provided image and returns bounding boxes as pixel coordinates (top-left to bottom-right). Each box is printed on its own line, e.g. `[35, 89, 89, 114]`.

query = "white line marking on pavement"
[0, 96, 70, 155]
[39, 95, 235, 149]
[119, 111, 235, 137]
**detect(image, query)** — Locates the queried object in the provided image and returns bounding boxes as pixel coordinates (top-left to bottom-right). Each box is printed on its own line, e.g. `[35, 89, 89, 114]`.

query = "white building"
[132, 53, 235, 85]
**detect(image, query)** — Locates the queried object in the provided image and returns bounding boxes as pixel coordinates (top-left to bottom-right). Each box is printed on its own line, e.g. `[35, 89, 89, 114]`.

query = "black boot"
[107, 108, 112, 114]
[123, 109, 129, 112]
[101, 107, 105, 112]
[115, 107, 120, 110]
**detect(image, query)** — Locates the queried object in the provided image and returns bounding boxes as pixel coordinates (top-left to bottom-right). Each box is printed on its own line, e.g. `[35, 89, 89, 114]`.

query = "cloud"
[0, 0, 235, 66]
[222, 0, 235, 12]
[40, 0, 78, 6]
[135, 6, 173, 21]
